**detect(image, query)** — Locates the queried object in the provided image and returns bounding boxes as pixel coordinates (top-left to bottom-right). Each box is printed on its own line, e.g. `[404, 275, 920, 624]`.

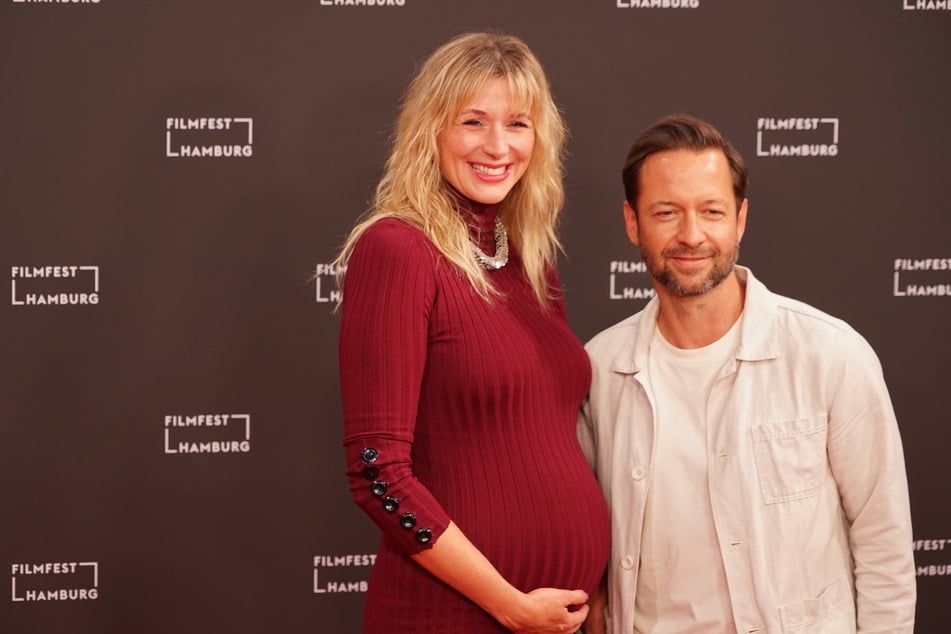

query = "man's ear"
[737, 197, 749, 244]
[623, 200, 640, 246]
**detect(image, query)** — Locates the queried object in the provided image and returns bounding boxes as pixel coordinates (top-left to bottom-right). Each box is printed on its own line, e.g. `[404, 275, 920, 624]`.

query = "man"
[579, 114, 916, 633]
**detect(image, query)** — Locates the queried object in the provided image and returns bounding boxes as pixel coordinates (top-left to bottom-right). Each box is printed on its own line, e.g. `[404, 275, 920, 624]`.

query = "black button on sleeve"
[382, 496, 399, 513]
[363, 466, 379, 480]
[415, 528, 433, 544]
[370, 481, 387, 496]
[360, 447, 378, 463]
[400, 513, 416, 529]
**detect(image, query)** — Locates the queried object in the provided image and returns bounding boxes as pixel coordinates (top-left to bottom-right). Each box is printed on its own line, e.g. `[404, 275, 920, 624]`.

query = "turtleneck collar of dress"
[452, 193, 501, 257]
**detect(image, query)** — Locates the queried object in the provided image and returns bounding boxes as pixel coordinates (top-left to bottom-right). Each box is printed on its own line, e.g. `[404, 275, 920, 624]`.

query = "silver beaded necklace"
[472, 217, 509, 270]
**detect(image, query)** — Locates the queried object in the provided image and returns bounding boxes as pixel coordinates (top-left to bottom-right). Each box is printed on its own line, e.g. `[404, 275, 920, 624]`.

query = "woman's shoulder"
[350, 217, 436, 268]
[361, 217, 435, 249]
[365, 216, 421, 234]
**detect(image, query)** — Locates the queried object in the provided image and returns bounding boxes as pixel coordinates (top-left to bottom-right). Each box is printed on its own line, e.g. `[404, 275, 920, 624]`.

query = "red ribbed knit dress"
[339, 201, 610, 632]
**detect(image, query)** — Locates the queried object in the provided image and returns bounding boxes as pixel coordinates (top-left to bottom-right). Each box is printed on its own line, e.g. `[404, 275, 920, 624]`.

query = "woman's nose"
[482, 125, 507, 157]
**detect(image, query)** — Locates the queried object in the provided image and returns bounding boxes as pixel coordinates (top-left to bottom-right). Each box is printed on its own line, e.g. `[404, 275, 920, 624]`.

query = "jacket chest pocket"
[751, 414, 828, 504]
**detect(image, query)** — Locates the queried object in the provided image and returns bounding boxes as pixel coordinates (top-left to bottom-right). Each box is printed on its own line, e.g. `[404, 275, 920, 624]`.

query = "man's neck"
[654, 271, 746, 350]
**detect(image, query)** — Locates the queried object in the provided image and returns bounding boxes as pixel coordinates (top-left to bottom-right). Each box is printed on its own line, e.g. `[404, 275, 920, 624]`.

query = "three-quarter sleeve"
[338, 219, 452, 553]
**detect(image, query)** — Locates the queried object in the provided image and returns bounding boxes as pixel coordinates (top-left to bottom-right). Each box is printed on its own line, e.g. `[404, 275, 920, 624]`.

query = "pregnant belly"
[449, 469, 609, 594]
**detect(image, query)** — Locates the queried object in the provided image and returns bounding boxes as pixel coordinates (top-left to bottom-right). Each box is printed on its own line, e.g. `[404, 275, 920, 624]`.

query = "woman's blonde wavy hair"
[334, 31, 567, 306]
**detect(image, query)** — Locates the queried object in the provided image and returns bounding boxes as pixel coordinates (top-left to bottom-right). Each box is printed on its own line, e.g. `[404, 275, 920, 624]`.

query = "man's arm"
[826, 333, 916, 632]
[581, 573, 608, 634]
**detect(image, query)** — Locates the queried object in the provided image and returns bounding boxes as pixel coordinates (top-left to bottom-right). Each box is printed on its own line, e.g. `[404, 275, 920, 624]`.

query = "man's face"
[623, 148, 748, 298]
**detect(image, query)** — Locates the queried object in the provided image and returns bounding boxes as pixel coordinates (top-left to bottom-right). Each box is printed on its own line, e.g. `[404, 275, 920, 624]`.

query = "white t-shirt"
[634, 316, 743, 634]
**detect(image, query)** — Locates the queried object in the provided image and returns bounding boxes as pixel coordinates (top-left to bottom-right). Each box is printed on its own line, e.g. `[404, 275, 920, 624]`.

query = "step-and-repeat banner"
[1, 1, 948, 632]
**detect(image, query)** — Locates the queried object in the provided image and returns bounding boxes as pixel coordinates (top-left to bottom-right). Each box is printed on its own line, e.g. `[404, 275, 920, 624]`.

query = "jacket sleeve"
[577, 394, 597, 472]
[338, 220, 451, 554]
[826, 330, 916, 632]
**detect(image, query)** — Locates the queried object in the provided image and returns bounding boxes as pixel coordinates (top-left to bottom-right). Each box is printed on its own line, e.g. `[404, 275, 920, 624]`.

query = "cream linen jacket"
[578, 267, 915, 634]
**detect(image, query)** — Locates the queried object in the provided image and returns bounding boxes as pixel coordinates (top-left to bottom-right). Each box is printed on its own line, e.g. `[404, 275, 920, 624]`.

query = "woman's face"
[437, 77, 535, 204]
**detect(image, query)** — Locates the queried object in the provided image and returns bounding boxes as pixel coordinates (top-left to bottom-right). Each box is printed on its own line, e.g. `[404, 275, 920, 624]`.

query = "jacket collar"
[609, 266, 780, 376]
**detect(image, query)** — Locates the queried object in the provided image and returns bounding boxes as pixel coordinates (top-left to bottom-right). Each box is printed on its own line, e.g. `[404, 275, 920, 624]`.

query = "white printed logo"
[11, 562, 99, 602]
[314, 263, 344, 305]
[166, 117, 253, 158]
[319, 0, 406, 6]
[914, 538, 951, 576]
[756, 117, 839, 157]
[892, 257, 951, 297]
[11, 266, 99, 306]
[11, 0, 101, 4]
[617, 0, 699, 7]
[313, 554, 376, 594]
[164, 414, 252, 454]
[609, 261, 656, 301]
[903, 0, 950, 10]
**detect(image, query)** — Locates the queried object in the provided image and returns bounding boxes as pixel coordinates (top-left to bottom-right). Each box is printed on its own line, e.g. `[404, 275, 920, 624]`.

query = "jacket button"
[370, 481, 387, 496]
[621, 555, 635, 570]
[361, 447, 378, 463]
[383, 496, 399, 513]
[415, 528, 433, 544]
[631, 465, 647, 480]
[363, 466, 380, 480]
[400, 513, 417, 529]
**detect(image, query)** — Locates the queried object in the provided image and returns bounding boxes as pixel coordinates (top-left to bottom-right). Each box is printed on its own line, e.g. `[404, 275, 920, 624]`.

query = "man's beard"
[641, 243, 740, 297]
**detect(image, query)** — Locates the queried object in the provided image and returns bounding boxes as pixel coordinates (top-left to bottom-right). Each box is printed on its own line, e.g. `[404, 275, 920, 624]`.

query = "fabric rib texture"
[339, 202, 609, 632]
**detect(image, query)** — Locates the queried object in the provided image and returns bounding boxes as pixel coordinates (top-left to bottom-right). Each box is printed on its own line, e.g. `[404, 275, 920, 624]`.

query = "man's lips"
[666, 250, 716, 269]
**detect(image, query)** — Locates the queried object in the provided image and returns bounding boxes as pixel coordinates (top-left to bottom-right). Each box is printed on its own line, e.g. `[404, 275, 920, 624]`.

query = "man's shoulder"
[769, 292, 855, 336]
[744, 268, 856, 337]
[585, 310, 646, 354]
[757, 285, 878, 363]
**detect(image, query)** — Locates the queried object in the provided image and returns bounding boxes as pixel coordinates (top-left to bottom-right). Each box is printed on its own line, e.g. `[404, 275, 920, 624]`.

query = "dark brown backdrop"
[2, 1, 949, 632]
